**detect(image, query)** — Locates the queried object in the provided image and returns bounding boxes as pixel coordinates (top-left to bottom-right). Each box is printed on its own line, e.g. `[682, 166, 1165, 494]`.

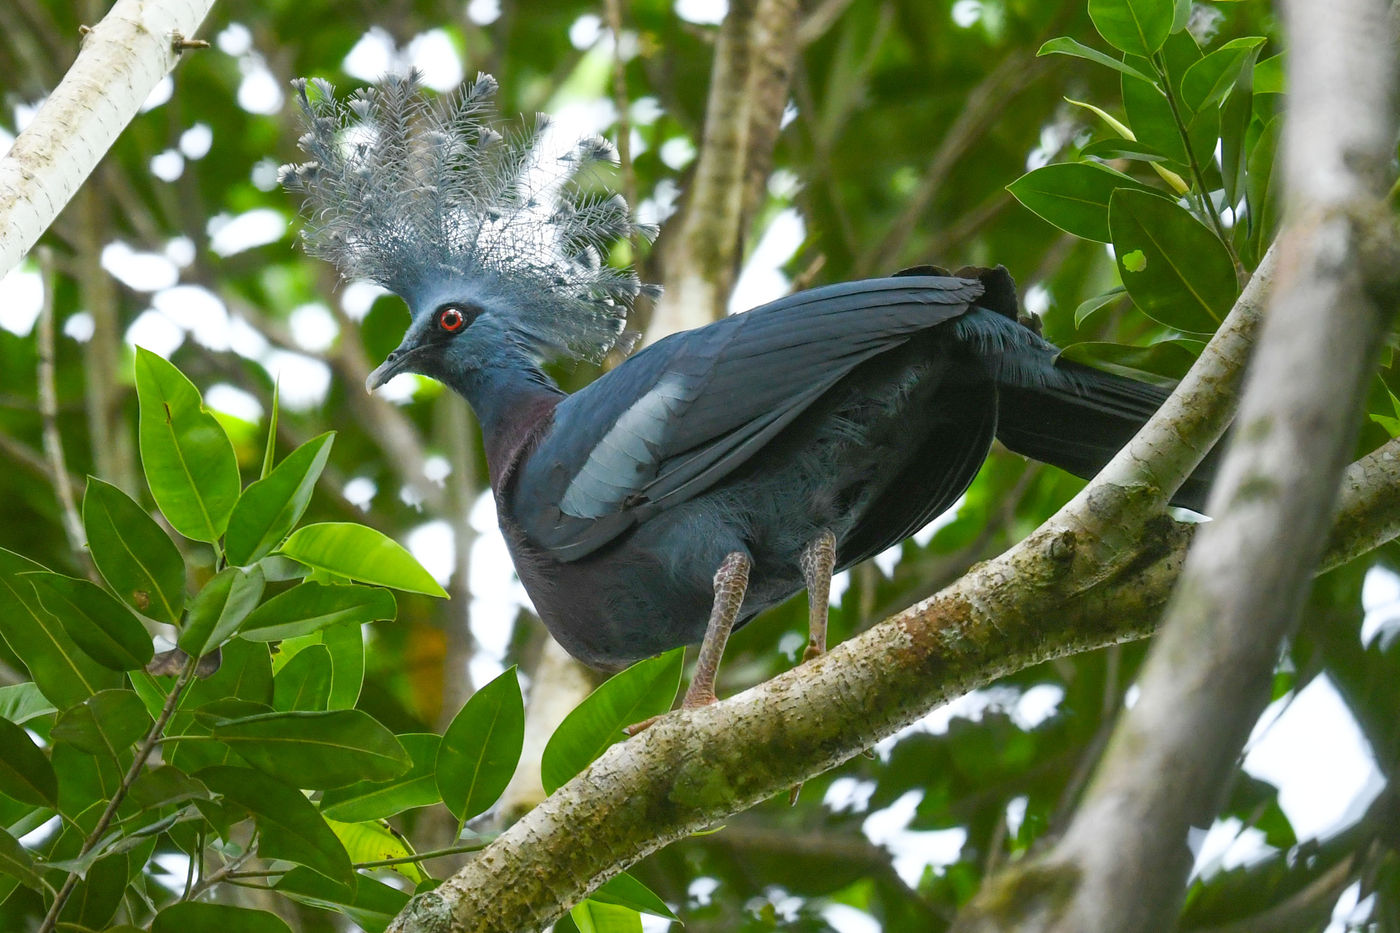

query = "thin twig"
[356, 841, 494, 870]
[38, 653, 202, 932]
[796, 0, 858, 46]
[855, 49, 1046, 276]
[604, 0, 639, 259]
[181, 826, 199, 900]
[35, 248, 90, 572]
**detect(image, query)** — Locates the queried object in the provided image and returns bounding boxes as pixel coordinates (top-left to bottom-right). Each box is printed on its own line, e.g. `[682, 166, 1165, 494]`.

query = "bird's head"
[280, 72, 656, 393]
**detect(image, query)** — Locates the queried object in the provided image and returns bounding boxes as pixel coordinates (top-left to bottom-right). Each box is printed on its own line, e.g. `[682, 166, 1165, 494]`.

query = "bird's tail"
[992, 358, 1217, 511]
[946, 267, 1217, 511]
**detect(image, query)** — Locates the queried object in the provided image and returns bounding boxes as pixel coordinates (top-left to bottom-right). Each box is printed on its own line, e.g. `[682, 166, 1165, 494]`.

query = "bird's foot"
[624, 688, 717, 735]
[800, 531, 836, 667]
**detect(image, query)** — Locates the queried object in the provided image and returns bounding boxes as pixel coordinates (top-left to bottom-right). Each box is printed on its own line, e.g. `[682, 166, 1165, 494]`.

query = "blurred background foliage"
[1, 0, 1398, 929]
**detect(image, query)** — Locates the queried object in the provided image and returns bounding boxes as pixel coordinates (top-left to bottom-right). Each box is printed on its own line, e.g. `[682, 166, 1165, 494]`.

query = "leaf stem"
[186, 836, 256, 901]
[181, 828, 198, 900]
[1151, 51, 1246, 282]
[356, 840, 494, 869]
[37, 653, 202, 933]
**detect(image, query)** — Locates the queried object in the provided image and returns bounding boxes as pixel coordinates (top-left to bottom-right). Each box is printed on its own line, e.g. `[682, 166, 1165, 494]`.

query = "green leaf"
[1254, 52, 1285, 95]
[1180, 37, 1266, 112]
[260, 379, 281, 481]
[321, 733, 441, 821]
[1064, 96, 1136, 140]
[239, 581, 396, 642]
[324, 816, 425, 883]
[1122, 73, 1187, 167]
[0, 683, 56, 725]
[0, 548, 120, 707]
[25, 572, 153, 671]
[57, 847, 130, 927]
[153, 901, 293, 933]
[179, 564, 266, 657]
[0, 716, 58, 807]
[571, 900, 644, 933]
[167, 641, 274, 774]
[1220, 60, 1255, 209]
[592, 872, 679, 920]
[184, 638, 275, 709]
[133, 347, 240, 543]
[320, 621, 364, 710]
[199, 765, 353, 883]
[275, 866, 411, 932]
[51, 689, 153, 759]
[128, 765, 209, 813]
[1170, 0, 1191, 32]
[211, 708, 410, 789]
[1058, 339, 1205, 387]
[1245, 115, 1283, 256]
[1088, 0, 1172, 57]
[1037, 37, 1157, 84]
[0, 826, 44, 892]
[82, 478, 185, 625]
[273, 643, 333, 711]
[1078, 138, 1168, 163]
[436, 667, 524, 823]
[1109, 188, 1238, 333]
[1074, 287, 1128, 328]
[279, 523, 448, 597]
[541, 648, 684, 794]
[226, 432, 336, 565]
[1007, 162, 1164, 242]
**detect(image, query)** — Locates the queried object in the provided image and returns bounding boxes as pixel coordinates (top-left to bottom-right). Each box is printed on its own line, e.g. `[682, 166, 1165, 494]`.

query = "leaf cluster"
[0, 352, 679, 930]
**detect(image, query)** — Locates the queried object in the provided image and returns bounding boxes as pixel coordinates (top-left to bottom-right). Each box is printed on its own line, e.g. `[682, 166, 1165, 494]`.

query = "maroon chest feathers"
[482, 394, 560, 485]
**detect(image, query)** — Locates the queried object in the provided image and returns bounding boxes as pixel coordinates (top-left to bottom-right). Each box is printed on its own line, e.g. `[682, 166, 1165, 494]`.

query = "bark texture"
[0, 0, 216, 278]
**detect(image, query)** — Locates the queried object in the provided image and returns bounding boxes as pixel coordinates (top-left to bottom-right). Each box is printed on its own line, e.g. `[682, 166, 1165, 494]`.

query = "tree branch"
[642, 0, 801, 340]
[953, 1, 1400, 928]
[387, 417, 1400, 933]
[382, 210, 1400, 931]
[0, 0, 216, 279]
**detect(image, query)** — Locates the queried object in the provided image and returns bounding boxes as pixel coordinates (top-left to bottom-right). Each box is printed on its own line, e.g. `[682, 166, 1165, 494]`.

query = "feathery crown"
[280, 71, 656, 361]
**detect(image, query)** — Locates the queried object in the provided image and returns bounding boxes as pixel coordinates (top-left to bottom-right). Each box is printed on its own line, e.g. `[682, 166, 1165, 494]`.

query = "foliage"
[0, 359, 677, 929]
[0, 0, 1396, 929]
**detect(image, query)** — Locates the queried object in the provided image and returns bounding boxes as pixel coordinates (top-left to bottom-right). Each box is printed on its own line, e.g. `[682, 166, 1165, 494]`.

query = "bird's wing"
[511, 276, 984, 560]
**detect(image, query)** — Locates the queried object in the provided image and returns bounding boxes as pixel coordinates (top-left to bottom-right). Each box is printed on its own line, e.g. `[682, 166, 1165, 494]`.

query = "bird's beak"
[365, 347, 410, 393]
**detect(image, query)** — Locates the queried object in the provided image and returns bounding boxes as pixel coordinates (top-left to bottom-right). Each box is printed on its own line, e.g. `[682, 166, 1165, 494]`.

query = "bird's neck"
[452, 361, 564, 481]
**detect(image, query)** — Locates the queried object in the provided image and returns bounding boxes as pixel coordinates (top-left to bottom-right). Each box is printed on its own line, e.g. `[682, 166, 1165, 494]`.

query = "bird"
[282, 73, 1214, 714]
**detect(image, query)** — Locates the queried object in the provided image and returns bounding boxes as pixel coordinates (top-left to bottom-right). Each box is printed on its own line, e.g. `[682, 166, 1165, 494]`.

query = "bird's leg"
[683, 551, 751, 708]
[800, 530, 837, 662]
[789, 531, 834, 806]
[626, 551, 750, 735]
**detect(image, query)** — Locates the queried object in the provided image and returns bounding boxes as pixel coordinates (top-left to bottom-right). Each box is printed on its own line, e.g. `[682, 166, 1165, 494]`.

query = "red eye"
[438, 306, 466, 332]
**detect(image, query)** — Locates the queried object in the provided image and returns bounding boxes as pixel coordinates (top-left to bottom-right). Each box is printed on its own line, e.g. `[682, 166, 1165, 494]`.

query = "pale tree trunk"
[0, 0, 217, 279]
[953, 1, 1400, 930]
